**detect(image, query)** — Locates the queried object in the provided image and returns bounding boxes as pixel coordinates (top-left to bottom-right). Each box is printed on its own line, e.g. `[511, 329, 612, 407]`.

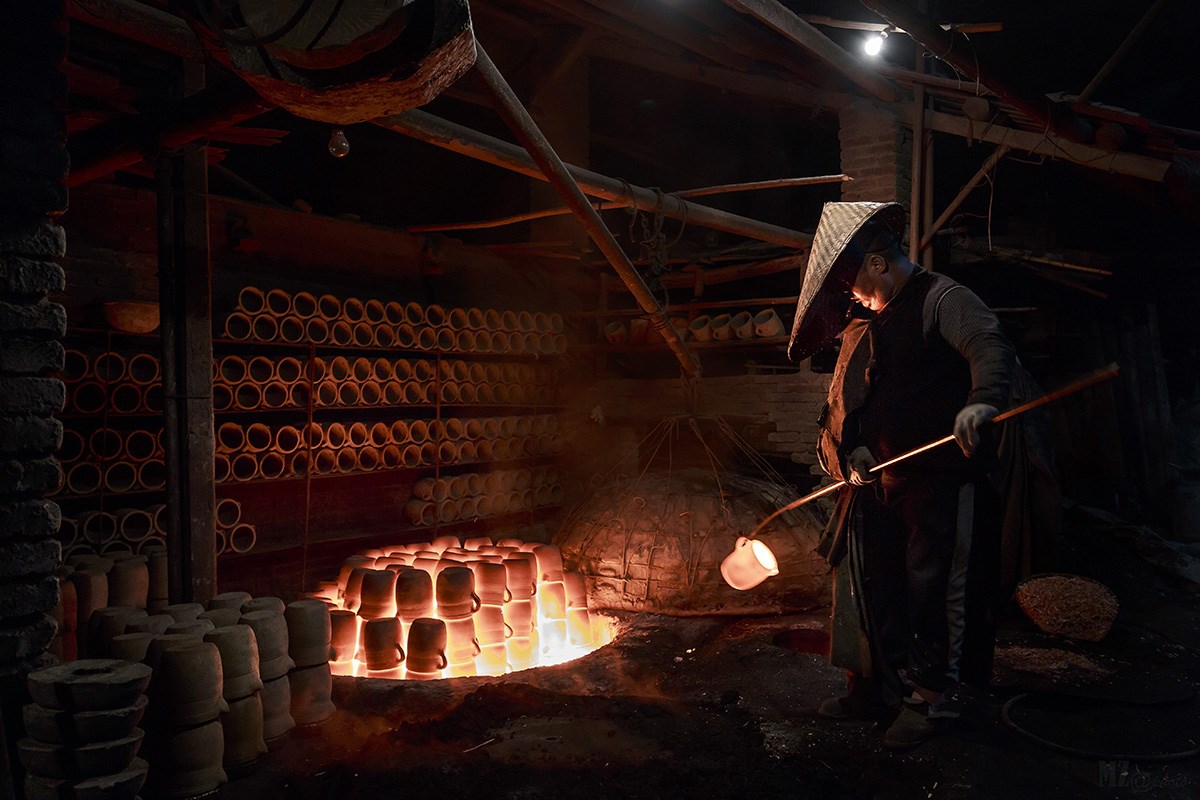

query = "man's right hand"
[846, 446, 879, 485]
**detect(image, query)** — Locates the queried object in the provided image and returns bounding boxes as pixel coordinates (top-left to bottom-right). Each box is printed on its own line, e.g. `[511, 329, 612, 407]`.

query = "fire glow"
[309, 536, 615, 679]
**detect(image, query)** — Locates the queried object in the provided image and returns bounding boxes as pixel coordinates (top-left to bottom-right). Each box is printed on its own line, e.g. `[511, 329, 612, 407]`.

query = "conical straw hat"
[787, 201, 904, 361]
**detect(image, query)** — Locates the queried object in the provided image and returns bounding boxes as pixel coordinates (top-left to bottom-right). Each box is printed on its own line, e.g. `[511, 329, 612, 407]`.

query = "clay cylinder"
[199, 608, 241, 629]
[109, 631, 155, 663]
[107, 556, 149, 610]
[260, 675, 295, 743]
[289, 662, 335, 726]
[475, 605, 512, 647]
[165, 620, 216, 639]
[362, 618, 405, 672]
[404, 618, 447, 678]
[436, 567, 480, 620]
[328, 610, 358, 663]
[243, 596, 286, 616]
[443, 617, 479, 675]
[357, 570, 397, 620]
[285, 600, 332, 668]
[209, 591, 252, 611]
[317, 293, 341, 320]
[125, 614, 174, 636]
[204, 624, 264, 701]
[146, 719, 227, 797]
[163, 602, 204, 623]
[222, 692, 267, 773]
[148, 641, 228, 728]
[393, 569, 434, 623]
[238, 611, 294, 681]
[472, 562, 511, 606]
[87, 608, 148, 659]
[503, 557, 536, 602]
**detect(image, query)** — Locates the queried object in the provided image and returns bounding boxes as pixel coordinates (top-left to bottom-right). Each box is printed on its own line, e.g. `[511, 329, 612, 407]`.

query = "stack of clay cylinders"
[335, 555, 375, 602]
[106, 553, 148, 609]
[68, 560, 110, 655]
[144, 545, 168, 613]
[50, 565, 79, 662]
[341, 566, 373, 613]
[86, 607, 149, 659]
[142, 638, 229, 797]
[203, 621, 265, 776]
[404, 618, 448, 680]
[361, 616, 406, 677]
[357, 569, 398, 621]
[502, 555, 539, 671]
[239, 601, 296, 744]
[328, 609, 358, 668]
[21, 659, 152, 800]
[436, 566, 480, 676]
[473, 562, 513, 675]
[285, 600, 336, 726]
[393, 568, 434, 649]
[563, 572, 593, 647]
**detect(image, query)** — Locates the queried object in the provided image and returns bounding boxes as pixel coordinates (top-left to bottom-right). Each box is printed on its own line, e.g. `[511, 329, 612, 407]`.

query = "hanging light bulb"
[327, 128, 350, 158]
[863, 30, 887, 57]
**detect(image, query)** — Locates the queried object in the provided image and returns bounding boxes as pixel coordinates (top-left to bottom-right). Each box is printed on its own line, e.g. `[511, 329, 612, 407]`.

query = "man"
[788, 201, 1016, 748]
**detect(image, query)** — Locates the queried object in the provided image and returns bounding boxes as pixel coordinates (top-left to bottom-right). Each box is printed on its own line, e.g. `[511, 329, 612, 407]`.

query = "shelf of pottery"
[54, 344, 258, 559]
[600, 306, 790, 347]
[211, 287, 567, 528]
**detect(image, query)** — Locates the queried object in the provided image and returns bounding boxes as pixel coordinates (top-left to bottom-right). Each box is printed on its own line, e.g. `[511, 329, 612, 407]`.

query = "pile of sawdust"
[1016, 574, 1119, 641]
[995, 645, 1116, 683]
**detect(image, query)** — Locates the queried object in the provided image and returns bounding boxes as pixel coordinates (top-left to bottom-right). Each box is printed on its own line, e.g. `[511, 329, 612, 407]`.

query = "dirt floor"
[230, 514, 1200, 800]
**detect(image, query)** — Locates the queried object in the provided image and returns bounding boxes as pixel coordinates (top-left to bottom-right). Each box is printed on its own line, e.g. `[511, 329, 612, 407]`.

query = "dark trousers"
[853, 476, 1001, 699]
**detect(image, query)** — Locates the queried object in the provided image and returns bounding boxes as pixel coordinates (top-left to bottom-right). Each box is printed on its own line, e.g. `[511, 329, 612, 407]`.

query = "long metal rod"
[917, 144, 1010, 254]
[747, 363, 1121, 537]
[471, 44, 701, 378]
[374, 110, 814, 250]
[408, 174, 849, 234]
[1078, 0, 1171, 103]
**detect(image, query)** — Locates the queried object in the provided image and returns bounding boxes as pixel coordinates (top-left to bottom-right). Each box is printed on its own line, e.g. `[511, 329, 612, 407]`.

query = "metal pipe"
[470, 45, 701, 378]
[373, 110, 812, 251]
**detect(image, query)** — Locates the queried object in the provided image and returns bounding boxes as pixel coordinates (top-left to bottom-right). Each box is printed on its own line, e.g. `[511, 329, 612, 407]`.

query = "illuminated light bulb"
[863, 31, 886, 57]
[327, 128, 350, 158]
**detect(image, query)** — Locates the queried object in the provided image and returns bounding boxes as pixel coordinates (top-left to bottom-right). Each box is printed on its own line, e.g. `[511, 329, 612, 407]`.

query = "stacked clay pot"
[239, 598, 296, 745]
[472, 562, 512, 675]
[142, 638, 229, 797]
[205, 613, 266, 776]
[285, 600, 336, 726]
[436, 566, 480, 677]
[50, 565, 79, 662]
[20, 660, 151, 800]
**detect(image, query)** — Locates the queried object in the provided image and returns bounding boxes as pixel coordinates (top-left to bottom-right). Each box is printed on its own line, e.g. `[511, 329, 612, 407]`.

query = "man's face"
[849, 256, 887, 312]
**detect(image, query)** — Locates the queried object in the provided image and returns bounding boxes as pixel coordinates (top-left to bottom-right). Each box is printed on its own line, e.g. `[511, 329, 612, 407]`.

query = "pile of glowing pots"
[309, 536, 615, 679]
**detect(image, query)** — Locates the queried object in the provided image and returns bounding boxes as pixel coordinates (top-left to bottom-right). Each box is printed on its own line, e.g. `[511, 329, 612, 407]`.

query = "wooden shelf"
[214, 454, 561, 489]
[212, 336, 564, 361]
[213, 403, 564, 416]
[577, 336, 788, 353]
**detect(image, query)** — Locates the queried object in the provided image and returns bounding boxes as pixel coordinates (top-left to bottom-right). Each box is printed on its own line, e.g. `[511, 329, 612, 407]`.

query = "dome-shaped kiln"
[555, 469, 830, 615]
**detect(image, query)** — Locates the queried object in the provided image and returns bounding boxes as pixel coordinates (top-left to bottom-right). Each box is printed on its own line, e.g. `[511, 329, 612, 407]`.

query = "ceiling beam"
[722, 0, 896, 102]
[68, 0, 202, 59]
[859, 0, 1091, 142]
[924, 110, 1170, 183]
[373, 109, 814, 250]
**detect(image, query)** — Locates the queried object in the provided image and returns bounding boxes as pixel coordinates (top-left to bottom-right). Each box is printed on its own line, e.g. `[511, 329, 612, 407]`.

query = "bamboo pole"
[471, 44, 702, 379]
[746, 363, 1121, 538]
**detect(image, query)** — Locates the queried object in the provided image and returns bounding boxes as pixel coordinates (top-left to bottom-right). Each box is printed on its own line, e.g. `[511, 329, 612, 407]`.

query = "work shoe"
[882, 706, 946, 749]
[817, 694, 889, 720]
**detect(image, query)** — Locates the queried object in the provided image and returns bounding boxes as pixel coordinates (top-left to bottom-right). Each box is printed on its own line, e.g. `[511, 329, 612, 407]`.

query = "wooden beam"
[918, 144, 1010, 254]
[722, 0, 896, 102]
[575, 0, 756, 71]
[859, 0, 1089, 141]
[541, 0, 686, 60]
[374, 109, 815, 249]
[591, 38, 848, 111]
[803, 14, 1003, 34]
[924, 110, 1171, 182]
[68, 0, 203, 59]
[529, 26, 596, 108]
[1079, 0, 1172, 103]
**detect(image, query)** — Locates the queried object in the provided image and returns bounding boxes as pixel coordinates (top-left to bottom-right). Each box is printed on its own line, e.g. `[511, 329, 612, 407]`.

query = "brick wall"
[838, 99, 911, 205]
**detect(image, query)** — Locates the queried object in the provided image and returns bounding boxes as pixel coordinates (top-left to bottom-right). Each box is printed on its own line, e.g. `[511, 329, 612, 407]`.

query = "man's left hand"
[954, 403, 999, 456]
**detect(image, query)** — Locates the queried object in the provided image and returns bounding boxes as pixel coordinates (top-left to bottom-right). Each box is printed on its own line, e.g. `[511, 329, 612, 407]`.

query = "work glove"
[846, 446, 878, 485]
[954, 403, 999, 456]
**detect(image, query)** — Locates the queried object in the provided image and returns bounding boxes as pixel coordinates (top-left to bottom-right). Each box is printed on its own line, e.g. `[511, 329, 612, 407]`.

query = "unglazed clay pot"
[146, 549, 168, 613]
[342, 567, 373, 613]
[260, 676, 295, 743]
[436, 566, 480, 620]
[165, 619, 215, 638]
[161, 602, 204, 623]
[86, 608, 148, 659]
[405, 618, 448, 679]
[394, 569, 434, 623]
[328, 610, 358, 663]
[21, 695, 147, 745]
[239, 610, 295, 680]
[336, 555, 375, 597]
[145, 719, 227, 798]
[505, 599, 535, 638]
[199, 607, 242, 629]
[289, 662, 335, 725]
[474, 605, 512, 647]
[285, 600, 332, 668]
[69, 569, 108, 656]
[106, 556, 149, 610]
[27, 662, 153, 714]
[208, 591, 252, 610]
[107, 633, 154, 664]
[443, 616, 479, 674]
[362, 618, 405, 671]
[144, 633, 204, 670]
[356, 569, 398, 620]
[204, 625, 264, 701]
[23, 756, 146, 800]
[242, 596, 285, 616]
[123, 613, 173, 635]
[221, 692, 267, 773]
[472, 562, 510, 606]
[148, 641, 228, 727]
[502, 557, 536, 601]
[17, 730, 143, 780]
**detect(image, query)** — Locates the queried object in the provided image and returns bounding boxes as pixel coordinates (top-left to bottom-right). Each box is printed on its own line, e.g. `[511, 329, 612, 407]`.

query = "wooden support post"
[917, 144, 1010, 255]
[156, 118, 217, 602]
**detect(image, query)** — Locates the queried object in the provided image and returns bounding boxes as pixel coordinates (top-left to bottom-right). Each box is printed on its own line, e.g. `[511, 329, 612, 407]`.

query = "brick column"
[0, 4, 68, 676]
[838, 99, 912, 207]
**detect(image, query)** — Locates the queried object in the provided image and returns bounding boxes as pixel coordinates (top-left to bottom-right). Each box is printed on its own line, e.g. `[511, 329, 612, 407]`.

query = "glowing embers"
[312, 537, 615, 679]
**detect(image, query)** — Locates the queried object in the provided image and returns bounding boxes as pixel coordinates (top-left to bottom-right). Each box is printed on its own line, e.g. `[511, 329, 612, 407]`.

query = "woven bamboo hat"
[787, 201, 905, 361]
